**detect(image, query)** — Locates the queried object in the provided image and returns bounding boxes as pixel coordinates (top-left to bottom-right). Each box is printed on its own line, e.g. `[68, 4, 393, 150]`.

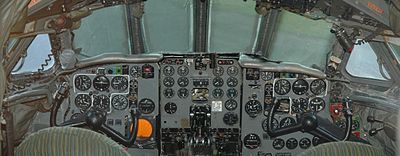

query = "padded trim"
[16, 127, 130, 156]
[298, 141, 386, 156]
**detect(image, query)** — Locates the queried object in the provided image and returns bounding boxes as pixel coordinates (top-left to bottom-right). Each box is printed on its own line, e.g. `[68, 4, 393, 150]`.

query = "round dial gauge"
[226, 77, 238, 87]
[177, 66, 189, 76]
[262, 118, 279, 132]
[75, 94, 92, 111]
[272, 138, 285, 150]
[280, 117, 296, 128]
[164, 88, 175, 98]
[177, 77, 189, 87]
[177, 88, 189, 99]
[75, 75, 91, 91]
[286, 138, 298, 149]
[130, 66, 142, 78]
[292, 79, 309, 95]
[111, 95, 128, 110]
[225, 99, 238, 111]
[111, 76, 128, 91]
[274, 79, 291, 95]
[163, 77, 175, 87]
[213, 77, 224, 87]
[292, 98, 308, 113]
[93, 76, 110, 91]
[309, 97, 325, 112]
[93, 95, 110, 111]
[213, 66, 224, 76]
[226, 88, 237, 99]
[299, 138, 311, 149]
[212, 88, 224, 99]
[227, 66, 238, 76]
[310, 79, 326, 95]
[245, 100, 262, 118]
[163, 66, 175, 76]
[138, 98, 155, 114]
[261, 72, 274, 81]
[223, 112, 238, 125]
[164, 102, 177, 114]
[243, 133, 261, 149]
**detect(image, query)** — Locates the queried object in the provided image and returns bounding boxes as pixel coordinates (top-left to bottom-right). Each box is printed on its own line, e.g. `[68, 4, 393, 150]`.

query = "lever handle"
[369, 127, 384, 136]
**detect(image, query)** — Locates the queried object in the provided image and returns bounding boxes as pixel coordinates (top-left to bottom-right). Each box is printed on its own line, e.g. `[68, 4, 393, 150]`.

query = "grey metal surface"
[239, 55, 327, 79]
[76, 53, 162, 69]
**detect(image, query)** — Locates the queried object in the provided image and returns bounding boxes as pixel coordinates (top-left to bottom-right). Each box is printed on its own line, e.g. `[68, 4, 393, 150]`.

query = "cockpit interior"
[1, 0, 400, 155]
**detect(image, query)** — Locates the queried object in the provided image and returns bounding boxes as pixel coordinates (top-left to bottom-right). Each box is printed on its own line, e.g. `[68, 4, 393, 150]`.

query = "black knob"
[85, 109, 107, 130]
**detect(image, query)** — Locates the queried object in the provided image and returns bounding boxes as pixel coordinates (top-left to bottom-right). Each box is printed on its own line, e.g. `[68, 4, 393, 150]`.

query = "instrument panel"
[69, 63, 159, 147]
[66, 53, 331, 156]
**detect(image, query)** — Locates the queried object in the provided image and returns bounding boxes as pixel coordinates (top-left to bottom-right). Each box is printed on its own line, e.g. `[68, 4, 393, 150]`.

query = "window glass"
[208, 0, 258, 52]
[269, 11, 334, 68]
[345, 43, 390, 80]
[143, 0, 192, 52]
[12, 34, 54, 74]
[73, 5, 130, 58]
[389, 43, 400, 63]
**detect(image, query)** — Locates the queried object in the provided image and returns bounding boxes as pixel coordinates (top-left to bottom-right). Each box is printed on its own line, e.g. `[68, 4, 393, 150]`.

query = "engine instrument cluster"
[67, 53, 331, 156]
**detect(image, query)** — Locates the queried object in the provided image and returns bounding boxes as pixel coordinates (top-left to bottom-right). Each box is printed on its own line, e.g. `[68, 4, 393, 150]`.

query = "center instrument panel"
[67, 53, 331, 156]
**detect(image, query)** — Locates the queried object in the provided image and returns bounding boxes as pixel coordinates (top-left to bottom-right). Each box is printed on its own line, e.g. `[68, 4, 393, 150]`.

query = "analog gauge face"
[163, 77, 175, 87]
[212, 88, 224, 99]
[93, 95, 110, 111]
[164, 102, 177, 114]
[223, 112, 238, 125]
[130, 66, 142, 78]
[75, 94, 92, 111]
[177, 66, 189, 76]
[286, 138, 298, 149]
[75, 75, 91, 91]
[262, 118, 279, 132]
[111, 76, 128, 91]
[213, 77, 224, 87]
[227, 66, 238, 76]
[309, 97, 325, 112]
[93, 76, 110, 91]
[138, 98, 155, 114]
[164, 88, 175, 98]
[111, 95, 128, 110]
[213, 66, 224, 76]
[226, 88, 237, 99]
[226, 77, 238, 87]
[261, 71, 274, 81]
[310, 79, 326, 95]
[243, 133, 261, 149]
[280, 117, 296, 128]
[177, 88, 189, 99]
[177, 77, 189, 87]
[274, 79, 291, 95]
[299, 138, 311, 149]
[163, 65, 175, 76]
[292, 79, 309, 95]
[245, 100, 262, 118]
[225, 99, 238, 111]
[292, 98, 308, 113]
[272, 138, 285, 150]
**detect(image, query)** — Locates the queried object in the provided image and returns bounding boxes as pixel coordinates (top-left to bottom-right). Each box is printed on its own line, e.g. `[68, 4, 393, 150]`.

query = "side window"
[12, 34, 54, 74]
[345, 43, 390, 80]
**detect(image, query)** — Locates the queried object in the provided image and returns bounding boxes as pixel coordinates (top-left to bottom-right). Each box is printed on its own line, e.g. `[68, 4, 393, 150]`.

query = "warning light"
[131, 118, 153, 139]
